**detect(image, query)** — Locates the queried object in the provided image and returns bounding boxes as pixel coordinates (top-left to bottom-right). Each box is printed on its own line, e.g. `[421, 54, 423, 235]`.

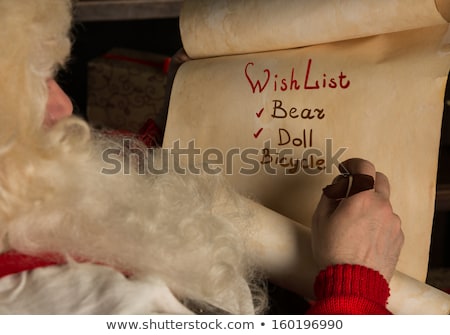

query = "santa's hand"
[311, 158, 404, 282]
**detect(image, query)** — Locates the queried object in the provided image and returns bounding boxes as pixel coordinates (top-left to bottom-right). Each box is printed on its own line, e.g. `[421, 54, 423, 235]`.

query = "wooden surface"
[74, 0, 183, 21]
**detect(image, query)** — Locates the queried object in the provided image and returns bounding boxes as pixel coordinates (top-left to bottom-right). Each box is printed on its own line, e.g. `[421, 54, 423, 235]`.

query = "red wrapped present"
[87, 48, 170, 134]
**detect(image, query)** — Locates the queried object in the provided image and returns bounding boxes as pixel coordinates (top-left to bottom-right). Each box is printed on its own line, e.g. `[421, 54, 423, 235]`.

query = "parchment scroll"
[163, 0, 450, 313]
[181, 0, 450, 58]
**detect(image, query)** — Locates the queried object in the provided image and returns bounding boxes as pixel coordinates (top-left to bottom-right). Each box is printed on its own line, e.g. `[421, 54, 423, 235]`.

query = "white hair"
[0, 0, 267, 314]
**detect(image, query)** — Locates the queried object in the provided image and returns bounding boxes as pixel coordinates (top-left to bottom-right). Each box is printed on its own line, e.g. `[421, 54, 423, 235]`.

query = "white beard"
[0, 118, 266, 314]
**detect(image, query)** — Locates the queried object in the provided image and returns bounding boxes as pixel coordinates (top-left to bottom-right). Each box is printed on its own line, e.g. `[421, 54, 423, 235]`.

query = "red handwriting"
[256, 107, 264, 118]
[244, 58, 350, 94]
[253, 127, 264, 138]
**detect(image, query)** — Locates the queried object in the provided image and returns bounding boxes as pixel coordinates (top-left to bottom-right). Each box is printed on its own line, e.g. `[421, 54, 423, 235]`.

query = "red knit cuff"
[314, 264, 390, 308]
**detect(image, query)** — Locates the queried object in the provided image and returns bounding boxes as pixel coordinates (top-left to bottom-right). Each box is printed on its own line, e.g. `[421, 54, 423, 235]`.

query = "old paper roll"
[164, 25, 450, 283]
[166, 0, 450, 313]
[388, 270, 450, 314]
[181, 0, 450, 58]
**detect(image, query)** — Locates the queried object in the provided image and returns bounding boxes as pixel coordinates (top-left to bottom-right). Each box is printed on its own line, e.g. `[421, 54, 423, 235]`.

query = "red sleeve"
[306, 264, 392, 315]
[0, 250, 65, 278]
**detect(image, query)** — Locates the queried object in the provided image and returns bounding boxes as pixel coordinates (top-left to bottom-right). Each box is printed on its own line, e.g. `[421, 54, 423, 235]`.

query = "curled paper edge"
[388, 270, 450, 314]
[436, 0, 450, 22]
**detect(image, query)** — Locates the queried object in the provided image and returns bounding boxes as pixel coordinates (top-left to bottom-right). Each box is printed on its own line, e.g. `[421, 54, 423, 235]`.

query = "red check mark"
[253, 128, 263, 139]
[256, 108, 264, 118]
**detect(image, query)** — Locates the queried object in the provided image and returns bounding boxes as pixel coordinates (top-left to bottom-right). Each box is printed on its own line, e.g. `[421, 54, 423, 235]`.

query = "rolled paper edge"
[435, 0, 450, 22]
[388, 270, 450, 314]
